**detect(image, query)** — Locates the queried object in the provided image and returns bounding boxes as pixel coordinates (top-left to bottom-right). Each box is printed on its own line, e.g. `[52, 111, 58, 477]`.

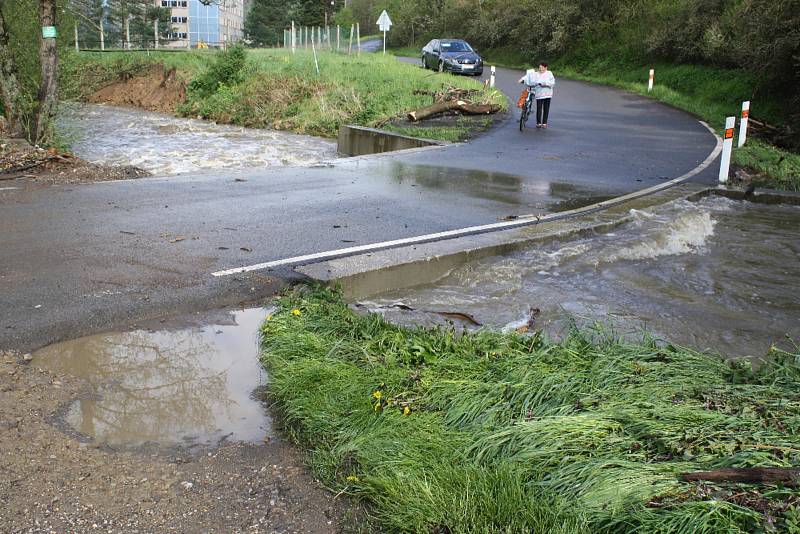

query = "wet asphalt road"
[0, 57, 719, 350]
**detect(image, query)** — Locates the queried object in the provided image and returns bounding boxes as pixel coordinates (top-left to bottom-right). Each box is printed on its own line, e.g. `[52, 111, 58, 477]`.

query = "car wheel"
[422, 56, 427, 69]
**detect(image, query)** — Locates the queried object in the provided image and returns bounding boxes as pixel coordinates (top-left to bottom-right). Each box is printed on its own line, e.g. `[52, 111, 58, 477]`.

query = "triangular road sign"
[377, 10, 392, 32]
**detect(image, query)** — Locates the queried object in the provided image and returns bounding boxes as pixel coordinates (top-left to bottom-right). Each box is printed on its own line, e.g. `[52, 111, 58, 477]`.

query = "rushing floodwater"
[367, 196, 800, 359]
[35, 308, 272, 450]
[58, 103, 337, 175]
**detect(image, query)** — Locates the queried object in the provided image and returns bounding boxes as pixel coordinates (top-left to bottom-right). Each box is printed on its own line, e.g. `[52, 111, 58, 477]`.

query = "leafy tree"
[244, 0, 289, 46]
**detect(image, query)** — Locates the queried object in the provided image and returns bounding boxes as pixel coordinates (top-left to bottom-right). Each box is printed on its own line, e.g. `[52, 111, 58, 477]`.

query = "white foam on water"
[602, 210, 717, 263]
[58, 103, 337, 176]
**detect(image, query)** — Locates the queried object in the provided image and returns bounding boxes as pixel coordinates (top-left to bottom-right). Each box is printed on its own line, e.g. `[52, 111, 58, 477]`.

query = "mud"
[87, 66, 186, 114]
[0, 138, 147, 186]
[0, 310, 367, 533]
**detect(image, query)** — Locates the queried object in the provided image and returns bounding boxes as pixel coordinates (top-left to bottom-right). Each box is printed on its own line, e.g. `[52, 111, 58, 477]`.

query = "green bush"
[187, 44, 247, 98]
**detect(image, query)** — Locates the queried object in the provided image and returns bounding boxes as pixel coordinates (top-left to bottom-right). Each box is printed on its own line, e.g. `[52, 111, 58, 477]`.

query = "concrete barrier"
[337, 125, 444, 157]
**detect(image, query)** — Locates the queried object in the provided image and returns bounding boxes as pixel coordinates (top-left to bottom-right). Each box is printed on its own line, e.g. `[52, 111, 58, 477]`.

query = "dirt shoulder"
[0, 348, 359, 533]
[0, 138, 147, 186]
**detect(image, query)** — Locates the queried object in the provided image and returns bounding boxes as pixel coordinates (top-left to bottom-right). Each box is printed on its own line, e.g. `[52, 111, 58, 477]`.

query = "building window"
[171, 16, 187, 23]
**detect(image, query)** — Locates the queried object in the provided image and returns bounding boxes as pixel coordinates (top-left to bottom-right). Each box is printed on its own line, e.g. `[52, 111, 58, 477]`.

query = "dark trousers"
[536, 98, 551, 125]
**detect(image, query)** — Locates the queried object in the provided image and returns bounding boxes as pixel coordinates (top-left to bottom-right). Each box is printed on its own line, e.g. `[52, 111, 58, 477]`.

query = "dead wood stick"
[408, 100, 500, 122]
[680, 468, 800, 486]
[0, 156, 57, 175]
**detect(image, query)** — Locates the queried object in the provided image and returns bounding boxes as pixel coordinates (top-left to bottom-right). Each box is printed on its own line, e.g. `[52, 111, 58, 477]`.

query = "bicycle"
[519, 88, 534, 131]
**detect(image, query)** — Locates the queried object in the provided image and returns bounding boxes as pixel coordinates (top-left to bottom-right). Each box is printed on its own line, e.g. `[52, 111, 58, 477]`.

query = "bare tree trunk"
[34, 0, 58, 145]
[0, 3, 24, 137]
[408, 100, 501, 122]
[125, 16, 131, 50]
[681, 468, 800, 486]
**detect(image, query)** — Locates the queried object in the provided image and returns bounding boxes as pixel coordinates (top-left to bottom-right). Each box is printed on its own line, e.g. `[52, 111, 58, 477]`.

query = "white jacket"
[518, 69, 555, 99]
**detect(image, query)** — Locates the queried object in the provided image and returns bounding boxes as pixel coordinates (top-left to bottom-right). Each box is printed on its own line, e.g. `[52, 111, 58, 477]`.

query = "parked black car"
[421, 39, 483, 76]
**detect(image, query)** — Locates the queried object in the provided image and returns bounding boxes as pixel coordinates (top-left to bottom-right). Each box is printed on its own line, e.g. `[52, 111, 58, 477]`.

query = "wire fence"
[75, 37, 234, 51]
[283, 23, 365, 55]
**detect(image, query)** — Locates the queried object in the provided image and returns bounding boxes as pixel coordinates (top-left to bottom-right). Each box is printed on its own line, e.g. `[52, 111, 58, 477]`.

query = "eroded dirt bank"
[86, 66, 186, 114]
[0, 349, 353, 533]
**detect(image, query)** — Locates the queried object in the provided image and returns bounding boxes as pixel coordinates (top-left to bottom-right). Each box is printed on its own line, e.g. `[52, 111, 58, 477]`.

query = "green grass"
[261, 285, 800, 533]
[62, 48, 506, 139]
[383, 116, 497, 143]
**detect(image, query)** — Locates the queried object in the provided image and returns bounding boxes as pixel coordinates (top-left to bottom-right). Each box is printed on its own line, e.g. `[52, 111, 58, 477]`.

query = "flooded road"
[368, 197, 800, 359]
[58, 103, 337, 175]
[35, 307, 272, 449]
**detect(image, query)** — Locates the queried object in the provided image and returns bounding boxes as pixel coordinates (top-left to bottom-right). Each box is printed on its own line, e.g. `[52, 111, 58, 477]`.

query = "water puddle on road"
[366, 196, 800, 359]
[57, 103, 337, 176]
[35, 307, 272, 450]
[384, 161, 616, 211]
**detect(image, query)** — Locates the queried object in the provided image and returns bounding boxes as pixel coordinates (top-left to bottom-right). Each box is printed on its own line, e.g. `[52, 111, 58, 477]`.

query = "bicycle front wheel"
[519, 104, 528, 131]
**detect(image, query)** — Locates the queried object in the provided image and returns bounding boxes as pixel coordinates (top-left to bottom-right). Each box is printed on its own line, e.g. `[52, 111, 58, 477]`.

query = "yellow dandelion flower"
[373, 401, 381, 412]
[403, 406, 411, 416]
[346, 475, 359, 482]
[372, 390, 382, 400]
[291, 309, 302, 316]
[266, 315, 272, 322]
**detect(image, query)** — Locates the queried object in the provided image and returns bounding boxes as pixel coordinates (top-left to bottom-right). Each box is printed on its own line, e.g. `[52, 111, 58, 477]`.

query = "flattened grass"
[261, 286, 800, 533]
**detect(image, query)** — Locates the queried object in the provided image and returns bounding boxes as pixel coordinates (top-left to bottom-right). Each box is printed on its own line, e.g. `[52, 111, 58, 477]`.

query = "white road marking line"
[212, 121, 722, 278]
[0, 187, 20, 191]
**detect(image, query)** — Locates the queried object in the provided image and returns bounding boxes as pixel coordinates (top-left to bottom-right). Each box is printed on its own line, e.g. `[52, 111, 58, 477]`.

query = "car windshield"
[440, 41, 471, 52]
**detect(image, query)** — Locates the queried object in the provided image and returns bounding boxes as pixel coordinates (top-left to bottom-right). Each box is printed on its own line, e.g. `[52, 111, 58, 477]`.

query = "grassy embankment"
[261, 286, 800, 533]
[61, 48, 506, 143]
[390, 46, 799, 191]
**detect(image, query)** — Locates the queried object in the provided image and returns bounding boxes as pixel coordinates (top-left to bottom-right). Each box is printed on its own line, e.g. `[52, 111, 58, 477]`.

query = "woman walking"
[518, 62, 555, 128]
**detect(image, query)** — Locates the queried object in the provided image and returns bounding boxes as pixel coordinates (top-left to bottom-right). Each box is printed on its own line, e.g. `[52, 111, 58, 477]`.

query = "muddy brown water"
[57, 103, 337, 176]
[35, 307, 273, 450]
[366, 197, 800, 359]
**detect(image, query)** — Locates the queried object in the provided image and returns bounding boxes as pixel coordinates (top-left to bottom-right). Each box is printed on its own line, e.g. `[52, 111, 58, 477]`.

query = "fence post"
[125, 16, 131, 50]
[311, 36, 320, 75]
[648, 69, 654, 92]
[154, 19, 159, 49]
[348, 24, 354, 54]
[100, 20, 105, 51]
[337, 25, 340, 52]
[738, 101, 750, 148]
[74, 22, 79, 52]
[356, 23, 360, 55]
[291, 20, 296, 54]
[719, 116, 736, 184]
[327, 26, 331, 50]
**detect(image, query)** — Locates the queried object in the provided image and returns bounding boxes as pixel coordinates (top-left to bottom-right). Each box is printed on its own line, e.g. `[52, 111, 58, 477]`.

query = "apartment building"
[156, 0, 244, 47]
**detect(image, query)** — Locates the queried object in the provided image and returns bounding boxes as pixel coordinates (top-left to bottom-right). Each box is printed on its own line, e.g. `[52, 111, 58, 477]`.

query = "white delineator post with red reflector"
[719, 116, 736, 183]
[648, 69, 654, 92]
[738, 101, 750, 148]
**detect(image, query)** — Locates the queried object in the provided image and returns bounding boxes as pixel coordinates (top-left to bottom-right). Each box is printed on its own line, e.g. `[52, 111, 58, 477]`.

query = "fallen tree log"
[408, 100, 501, 122]
[680, 468, 800, 486]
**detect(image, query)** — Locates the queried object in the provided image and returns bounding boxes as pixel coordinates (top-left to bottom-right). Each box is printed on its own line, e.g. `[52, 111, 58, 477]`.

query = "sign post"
[376, 10, 392, 55]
